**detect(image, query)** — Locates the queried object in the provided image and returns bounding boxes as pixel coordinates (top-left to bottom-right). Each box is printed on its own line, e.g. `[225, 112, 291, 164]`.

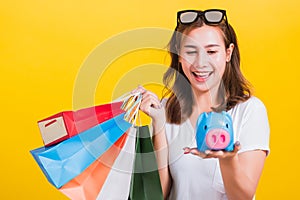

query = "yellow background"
[1, 0, 299, 199]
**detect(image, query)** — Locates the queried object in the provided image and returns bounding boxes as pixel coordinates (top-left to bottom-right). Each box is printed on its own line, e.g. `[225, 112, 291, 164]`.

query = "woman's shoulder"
[233, 96, 266, 111]
[228, 96, 268, 122]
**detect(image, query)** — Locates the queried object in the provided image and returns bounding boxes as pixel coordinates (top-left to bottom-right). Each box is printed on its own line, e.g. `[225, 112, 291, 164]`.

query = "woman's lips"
[192, 71, 213, 82]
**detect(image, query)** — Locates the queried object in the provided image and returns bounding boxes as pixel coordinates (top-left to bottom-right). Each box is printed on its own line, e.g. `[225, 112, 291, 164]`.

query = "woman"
[134, 9, 270, 200]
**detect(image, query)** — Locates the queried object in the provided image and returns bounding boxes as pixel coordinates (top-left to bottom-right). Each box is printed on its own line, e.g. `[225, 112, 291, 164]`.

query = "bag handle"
[120, 92, 142, 126]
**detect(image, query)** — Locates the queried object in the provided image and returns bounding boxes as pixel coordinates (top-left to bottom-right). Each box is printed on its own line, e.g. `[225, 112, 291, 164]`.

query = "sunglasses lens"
[204, 11, 223, 23]
[180, 12, 198, 23]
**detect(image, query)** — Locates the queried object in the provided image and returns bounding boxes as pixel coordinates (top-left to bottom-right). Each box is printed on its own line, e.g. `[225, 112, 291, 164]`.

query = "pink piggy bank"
[196, 111, 234, 152]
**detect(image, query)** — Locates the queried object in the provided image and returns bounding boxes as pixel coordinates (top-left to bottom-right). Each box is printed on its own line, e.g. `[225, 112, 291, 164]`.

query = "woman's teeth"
[193, 71, 212, 78]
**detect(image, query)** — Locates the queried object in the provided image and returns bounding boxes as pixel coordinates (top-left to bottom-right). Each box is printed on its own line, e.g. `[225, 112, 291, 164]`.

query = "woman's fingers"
[141, 92, 162, 108]
[190, 148, 209, 158]
[139, 90, 162, 114]
[184, 142, 241, 159]
[183, 147, 191, 154]
[184, 147, 209, 158]
[233, 141, 241, 153]
[131, 86, 161, 109]
[131, 85, 146, 95]
[130, 86, 164, 121]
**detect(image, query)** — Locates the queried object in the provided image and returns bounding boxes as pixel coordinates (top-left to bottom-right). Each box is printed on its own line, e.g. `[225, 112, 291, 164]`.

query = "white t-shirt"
[165, 96, 270, 200]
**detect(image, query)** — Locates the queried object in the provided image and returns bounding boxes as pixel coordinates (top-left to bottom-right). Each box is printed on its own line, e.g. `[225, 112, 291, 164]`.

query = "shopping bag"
[60, 93, 140, 200]
[96, 127, 137, 200]
[96, 93, 163, 200]
[59, 132, 128, 200]
[38, 101, 124, 146]
[30, 113, 131, 188]
[31, 91, 163, 200]
[129, 125, 163, 200]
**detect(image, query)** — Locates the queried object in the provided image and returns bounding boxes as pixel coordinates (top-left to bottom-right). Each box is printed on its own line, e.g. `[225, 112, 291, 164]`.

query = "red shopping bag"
[59, 132, 128, 200]
[38, 101, 124, 146]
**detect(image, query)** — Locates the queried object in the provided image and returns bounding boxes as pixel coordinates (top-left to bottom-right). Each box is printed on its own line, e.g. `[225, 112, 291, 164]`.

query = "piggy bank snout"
[205, 129, 230, 150]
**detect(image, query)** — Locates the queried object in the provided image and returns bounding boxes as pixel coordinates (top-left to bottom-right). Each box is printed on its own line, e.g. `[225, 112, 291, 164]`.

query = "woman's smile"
[192, 70, 213, 82]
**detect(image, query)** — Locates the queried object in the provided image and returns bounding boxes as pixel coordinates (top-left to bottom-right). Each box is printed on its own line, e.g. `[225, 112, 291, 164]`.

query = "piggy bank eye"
[226, 124, 229, 128]
[204, 125, 207, 130]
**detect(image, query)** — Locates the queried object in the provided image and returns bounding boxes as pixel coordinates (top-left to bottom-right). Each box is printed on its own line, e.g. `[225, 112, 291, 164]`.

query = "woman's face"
[179, 25, 233, 94]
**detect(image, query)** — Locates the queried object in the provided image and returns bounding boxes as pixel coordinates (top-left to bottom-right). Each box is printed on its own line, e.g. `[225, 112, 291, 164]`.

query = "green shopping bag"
[129, 125, 163, 200]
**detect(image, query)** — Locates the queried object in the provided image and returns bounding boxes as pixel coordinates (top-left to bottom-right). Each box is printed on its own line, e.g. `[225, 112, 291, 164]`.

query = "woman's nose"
[195, 50, 210, 68]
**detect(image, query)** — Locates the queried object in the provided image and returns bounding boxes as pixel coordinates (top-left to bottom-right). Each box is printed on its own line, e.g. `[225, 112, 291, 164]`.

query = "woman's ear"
[226, 43, 234, 62]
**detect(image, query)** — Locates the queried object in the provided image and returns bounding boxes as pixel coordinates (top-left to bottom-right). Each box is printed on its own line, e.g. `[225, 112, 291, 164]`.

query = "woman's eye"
[186, 51, 197, 55]
[207, 50, 217, 54]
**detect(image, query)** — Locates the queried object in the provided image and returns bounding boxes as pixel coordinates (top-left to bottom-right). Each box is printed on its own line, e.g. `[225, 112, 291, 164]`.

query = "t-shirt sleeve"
[237, 97, 270, 155]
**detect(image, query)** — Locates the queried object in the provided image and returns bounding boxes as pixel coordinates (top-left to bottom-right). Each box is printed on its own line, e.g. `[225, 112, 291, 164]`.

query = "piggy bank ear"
[223, 111, 233, 123]
[222, 111, 233, 129]
[196, 112, 208, 127]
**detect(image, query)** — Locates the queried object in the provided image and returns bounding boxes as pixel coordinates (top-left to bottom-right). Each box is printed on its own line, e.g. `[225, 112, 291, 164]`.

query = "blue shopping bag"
[30, 113, 131, 188]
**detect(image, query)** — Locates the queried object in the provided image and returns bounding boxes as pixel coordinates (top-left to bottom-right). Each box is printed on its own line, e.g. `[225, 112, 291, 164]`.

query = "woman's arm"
[219, 150, 267, 200]
[152, 123, 171, 199]
[219, 98, 269, 199]
[185, 144, 267, 200]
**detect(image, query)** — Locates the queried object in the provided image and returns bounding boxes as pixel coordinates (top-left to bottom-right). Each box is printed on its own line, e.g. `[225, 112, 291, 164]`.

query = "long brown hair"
[163, 11, 252, 124]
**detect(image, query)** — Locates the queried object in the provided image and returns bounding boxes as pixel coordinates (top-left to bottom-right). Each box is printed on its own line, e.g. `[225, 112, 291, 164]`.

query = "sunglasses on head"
[176, 9, 232, 41]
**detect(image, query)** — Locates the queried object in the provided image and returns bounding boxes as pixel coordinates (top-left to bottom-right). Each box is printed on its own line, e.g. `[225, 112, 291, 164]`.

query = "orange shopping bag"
[59, 132, 128, 199]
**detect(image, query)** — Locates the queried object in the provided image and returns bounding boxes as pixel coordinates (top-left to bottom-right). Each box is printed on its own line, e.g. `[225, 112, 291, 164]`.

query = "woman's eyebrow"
[205, 44, 220, 48]
[183, 45, 197, 49]
[183, 44, 220, 49]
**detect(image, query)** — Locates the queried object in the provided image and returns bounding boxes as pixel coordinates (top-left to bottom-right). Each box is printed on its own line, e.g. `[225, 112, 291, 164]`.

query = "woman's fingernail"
[183, 147, 189, 154]
[235, 141, 240, 146]
[205, 150, 210, 155]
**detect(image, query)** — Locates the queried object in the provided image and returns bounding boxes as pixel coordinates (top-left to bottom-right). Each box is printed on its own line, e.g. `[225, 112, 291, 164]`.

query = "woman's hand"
[183, 141, 241, 160]
[132, 86, 166, 133]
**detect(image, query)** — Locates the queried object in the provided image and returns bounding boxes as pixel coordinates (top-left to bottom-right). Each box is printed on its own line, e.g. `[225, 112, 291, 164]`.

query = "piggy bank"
[196, 111, 234, 152]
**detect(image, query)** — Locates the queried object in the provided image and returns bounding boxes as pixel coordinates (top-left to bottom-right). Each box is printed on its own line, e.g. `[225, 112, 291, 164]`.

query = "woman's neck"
[188, 87, 221, 128]
[192, 87, 221, 112]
